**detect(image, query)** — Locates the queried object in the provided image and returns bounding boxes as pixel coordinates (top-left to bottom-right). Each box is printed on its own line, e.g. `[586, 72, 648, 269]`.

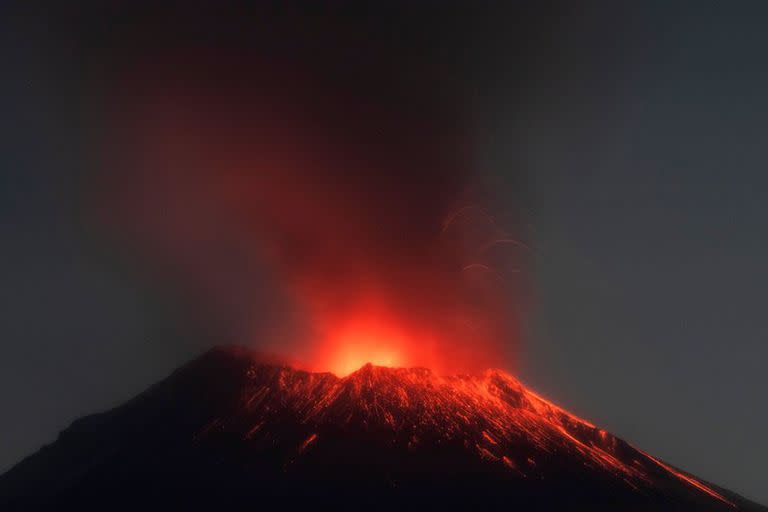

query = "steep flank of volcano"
[0, 346, 763, 511]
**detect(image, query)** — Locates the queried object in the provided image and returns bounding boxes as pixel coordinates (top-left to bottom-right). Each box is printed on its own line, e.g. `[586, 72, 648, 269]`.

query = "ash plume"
[99, 3, 528, 373]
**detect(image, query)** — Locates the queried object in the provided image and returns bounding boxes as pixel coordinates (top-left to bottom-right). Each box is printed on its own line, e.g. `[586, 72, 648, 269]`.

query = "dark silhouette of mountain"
[1, 346, 764, 511]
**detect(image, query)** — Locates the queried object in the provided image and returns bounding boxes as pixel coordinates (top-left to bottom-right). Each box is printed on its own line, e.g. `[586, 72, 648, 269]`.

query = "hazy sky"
[474, 4, 768, 502]
[1, 2, 766, 504]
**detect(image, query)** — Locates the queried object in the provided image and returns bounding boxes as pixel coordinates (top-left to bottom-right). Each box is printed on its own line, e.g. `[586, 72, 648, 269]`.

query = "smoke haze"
[101, 4, 527, 373]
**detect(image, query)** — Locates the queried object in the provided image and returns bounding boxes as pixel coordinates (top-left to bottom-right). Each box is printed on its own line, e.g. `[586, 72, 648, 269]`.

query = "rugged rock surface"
[1, 346, 763, 511]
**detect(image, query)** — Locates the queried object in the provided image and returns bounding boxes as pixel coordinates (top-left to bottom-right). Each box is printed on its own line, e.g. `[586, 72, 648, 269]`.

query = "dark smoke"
[96, 3, 529, 372]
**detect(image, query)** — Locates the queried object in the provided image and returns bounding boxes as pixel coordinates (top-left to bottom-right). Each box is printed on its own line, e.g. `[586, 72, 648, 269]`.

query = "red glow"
[102, 48, 524, 378]
[640, 451, 735, 507]
[310, 311, 418, 376]
[324, 342, 403, 377]
[192, 354, 736, 508]
[322, 330, 405, 377]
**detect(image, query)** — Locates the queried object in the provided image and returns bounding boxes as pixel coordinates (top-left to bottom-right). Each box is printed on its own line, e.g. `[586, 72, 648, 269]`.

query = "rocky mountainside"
[1, 346, 763, 511]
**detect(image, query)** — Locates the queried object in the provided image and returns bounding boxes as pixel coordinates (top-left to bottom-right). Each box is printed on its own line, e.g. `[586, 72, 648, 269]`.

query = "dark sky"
[1, 1, 766, 504]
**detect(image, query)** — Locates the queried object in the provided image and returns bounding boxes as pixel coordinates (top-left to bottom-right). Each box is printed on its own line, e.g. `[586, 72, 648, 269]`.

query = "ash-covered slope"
[1, 346, 763, 511]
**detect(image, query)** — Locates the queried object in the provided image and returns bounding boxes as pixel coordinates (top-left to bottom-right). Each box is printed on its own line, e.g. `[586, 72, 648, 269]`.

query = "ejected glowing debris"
[3, 347, 750, 510]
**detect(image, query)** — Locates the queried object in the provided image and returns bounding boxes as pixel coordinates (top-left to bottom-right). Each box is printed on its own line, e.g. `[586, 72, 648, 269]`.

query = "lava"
[1, 347, 750, 510]
[201, 352, 734, 509]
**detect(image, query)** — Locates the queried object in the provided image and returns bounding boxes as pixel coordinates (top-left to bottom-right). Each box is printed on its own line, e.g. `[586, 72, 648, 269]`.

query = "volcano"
[0, 346, 763, 511]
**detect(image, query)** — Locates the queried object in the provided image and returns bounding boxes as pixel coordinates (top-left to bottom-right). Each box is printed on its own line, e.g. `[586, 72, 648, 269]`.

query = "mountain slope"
[1, 346, 763, 511]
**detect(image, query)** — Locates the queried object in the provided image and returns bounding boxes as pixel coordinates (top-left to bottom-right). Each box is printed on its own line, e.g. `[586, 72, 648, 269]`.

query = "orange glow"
[203, 354, 738, 508]
[308, 310, 417, 376]
[289, 281, 511, 376]
[105, 50, 524, 378]
[640, 451, 735, 507]
[326, 342, 403, 377]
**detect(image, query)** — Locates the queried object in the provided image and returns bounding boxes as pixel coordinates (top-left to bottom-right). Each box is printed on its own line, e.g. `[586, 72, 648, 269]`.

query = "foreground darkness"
[1, 347, 763, 511]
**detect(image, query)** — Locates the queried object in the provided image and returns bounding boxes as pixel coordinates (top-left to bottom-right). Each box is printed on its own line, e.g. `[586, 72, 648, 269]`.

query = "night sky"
[1, 2, 766, 504]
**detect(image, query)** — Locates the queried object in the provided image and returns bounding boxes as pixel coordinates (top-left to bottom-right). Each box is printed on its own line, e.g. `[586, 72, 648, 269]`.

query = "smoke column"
[100, 4, 526, 375]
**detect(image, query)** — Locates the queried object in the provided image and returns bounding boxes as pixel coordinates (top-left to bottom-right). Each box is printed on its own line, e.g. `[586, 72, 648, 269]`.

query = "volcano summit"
[0, 346, 762, 511]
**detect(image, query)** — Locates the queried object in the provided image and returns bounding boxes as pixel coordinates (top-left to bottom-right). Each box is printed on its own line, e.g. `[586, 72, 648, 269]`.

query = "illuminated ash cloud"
[101, 5, 527, 374]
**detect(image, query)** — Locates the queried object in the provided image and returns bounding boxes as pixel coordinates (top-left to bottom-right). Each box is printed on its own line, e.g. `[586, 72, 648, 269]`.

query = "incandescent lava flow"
[1, 346, 763, 511]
